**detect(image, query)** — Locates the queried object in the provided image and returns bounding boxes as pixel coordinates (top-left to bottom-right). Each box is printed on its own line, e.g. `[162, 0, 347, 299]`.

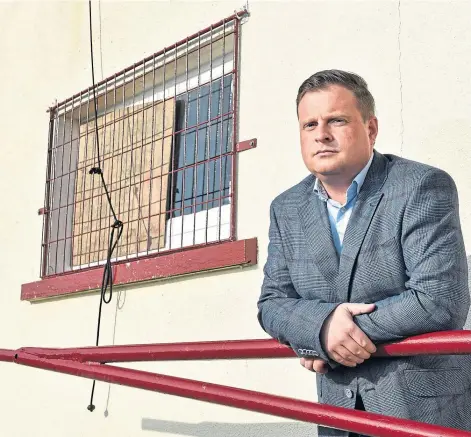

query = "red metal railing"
[13, 330, 471, 363]
[1, 331, 471, 437]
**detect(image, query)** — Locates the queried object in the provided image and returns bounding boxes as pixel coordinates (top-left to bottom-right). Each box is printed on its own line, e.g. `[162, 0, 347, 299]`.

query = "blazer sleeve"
[355, 168, 470, 342]
[257, 199, 340, 365]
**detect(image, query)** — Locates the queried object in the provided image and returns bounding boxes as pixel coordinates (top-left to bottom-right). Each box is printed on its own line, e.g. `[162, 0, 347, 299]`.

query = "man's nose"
[315, 125, 333, 142]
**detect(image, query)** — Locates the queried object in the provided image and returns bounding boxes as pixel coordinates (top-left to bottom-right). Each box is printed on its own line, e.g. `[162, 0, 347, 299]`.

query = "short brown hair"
[296, 69, 375, 121]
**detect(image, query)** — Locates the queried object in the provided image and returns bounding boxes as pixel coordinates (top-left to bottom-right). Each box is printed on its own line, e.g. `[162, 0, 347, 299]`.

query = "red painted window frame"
[22, 238, 257, 301]
[22, 12, 257, 301]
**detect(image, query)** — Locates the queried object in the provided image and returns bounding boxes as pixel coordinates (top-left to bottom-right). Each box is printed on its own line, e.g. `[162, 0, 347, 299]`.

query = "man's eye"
[305, 122, 316, 129]
[331, 118, 346, 125]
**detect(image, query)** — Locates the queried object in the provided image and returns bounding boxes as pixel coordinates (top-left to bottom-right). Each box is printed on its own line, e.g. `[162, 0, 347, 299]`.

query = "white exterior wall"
[1, 1, 470, 436]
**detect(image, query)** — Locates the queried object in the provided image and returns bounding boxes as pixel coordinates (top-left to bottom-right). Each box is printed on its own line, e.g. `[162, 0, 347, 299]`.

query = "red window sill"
[21, 238, 257, 301]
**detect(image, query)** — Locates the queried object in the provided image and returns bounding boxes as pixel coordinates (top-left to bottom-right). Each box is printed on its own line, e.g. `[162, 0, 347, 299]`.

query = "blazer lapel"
[337, 151, 389, 302]
[298, 187, 339, 286]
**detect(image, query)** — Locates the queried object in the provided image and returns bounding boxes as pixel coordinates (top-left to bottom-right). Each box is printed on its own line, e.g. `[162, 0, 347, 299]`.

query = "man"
[257, 70, 471, 436]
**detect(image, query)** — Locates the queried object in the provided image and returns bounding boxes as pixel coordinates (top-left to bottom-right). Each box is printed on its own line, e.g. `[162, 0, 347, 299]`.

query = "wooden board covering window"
[72, 98, 175, 267]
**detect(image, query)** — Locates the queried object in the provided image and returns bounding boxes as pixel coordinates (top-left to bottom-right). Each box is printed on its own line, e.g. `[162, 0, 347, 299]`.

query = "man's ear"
[368, 116, 379, 145]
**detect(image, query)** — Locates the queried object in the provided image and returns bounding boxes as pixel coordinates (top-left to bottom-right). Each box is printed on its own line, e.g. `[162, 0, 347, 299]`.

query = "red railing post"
[16, 330, 471, 363]
[1, 331, 471, 437]
[9, 350, 471, 437]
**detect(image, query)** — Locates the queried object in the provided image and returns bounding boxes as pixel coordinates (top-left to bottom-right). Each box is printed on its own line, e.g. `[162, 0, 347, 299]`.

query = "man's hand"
[320, 303, 377, 367]
[300, 357, 329, 374]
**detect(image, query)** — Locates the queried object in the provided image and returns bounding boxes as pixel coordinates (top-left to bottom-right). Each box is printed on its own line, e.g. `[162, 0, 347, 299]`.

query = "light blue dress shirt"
[314, 154, 374, 255]
[313, 153, 402, 309]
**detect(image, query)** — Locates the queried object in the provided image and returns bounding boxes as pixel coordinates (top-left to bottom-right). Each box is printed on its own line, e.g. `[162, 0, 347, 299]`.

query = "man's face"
[297, 85, 378, 182]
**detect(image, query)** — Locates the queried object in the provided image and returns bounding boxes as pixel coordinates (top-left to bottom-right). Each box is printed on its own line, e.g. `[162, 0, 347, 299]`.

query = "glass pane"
[183, 166, 195, 215]
[222, 75, 233, 114]
[187, 89, 198, 127]
[198, 83, 211, 124]
[195, 163, 205, 212]
[184, 129, 196, 166]
[210, 78, 222, 120]
[172, 74, 233, 217]
[208, 121, 219, 159]
[196, 127, 207, 163]
[175, 96, 187, 131]
[172, 169, 183, 217]
[222, 155, 232, 204]
[222, 116, 233, 154]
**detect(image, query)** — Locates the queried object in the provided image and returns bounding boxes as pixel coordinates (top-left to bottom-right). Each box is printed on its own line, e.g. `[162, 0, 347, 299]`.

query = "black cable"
[87, 0, 124, 412]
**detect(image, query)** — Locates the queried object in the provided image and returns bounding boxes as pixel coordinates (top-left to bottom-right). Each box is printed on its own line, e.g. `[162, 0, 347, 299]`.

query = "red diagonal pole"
[0, 349, 15, 362]
[17, 330, 471, 363]
[20, 338, 293, 362]
[7, 351, 470, 437]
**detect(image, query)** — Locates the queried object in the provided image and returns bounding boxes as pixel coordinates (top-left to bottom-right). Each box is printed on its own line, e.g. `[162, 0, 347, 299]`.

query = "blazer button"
[345, 388, 354, 399]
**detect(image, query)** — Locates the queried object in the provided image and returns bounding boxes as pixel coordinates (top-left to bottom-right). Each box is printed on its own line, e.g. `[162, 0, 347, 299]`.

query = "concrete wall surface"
[0, 1, 470, 436]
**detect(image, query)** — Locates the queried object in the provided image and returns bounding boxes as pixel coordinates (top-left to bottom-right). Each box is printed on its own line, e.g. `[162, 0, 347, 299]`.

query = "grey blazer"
[258, 151, 471, 435]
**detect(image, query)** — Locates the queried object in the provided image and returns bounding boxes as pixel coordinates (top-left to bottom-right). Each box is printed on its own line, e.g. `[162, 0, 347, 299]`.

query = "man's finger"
[301, 358, 314, 371]
[300, 358, 328, 373]
[334, 344, 365, 365]
[343, 303, 376, 317]
[331, 349, 358, 367]
[342, 336, 371, 360]
[349, 324, 377, 354]
[313, 360, 328, 374]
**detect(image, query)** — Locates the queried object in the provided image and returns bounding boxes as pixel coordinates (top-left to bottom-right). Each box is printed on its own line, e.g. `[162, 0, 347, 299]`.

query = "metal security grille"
[41, 15, 240, 277]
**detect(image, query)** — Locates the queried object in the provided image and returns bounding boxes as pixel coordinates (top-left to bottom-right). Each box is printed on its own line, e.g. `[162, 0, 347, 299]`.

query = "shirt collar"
[314, 153, 374, 204]
[353, 152, 374, 193]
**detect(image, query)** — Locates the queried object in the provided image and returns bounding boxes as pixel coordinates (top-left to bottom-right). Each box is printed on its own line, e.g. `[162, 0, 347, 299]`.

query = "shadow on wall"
[465, 255, 471, 330]
[141, 419, 318, 437]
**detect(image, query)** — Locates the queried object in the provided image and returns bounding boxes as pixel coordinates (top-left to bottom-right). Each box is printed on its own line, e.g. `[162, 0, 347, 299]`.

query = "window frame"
[22, 12, 257, 301]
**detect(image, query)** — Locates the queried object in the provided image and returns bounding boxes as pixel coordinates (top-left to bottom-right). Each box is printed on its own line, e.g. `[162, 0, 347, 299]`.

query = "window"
[41, 17, 239, 277]
[170, 75, 233, 249]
